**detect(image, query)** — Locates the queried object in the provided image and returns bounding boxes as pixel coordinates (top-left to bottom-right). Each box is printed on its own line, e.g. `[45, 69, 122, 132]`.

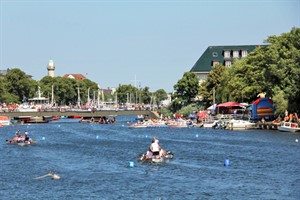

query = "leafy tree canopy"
[173, 72, 200, 105]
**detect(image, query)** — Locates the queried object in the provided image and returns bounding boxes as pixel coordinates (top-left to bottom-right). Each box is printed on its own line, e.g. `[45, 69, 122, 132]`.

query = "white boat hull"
[0, 120, 11, 126]
[228, 120, 256, 130]
[278, 126, 300, 132]
[278, 122, 300, 133]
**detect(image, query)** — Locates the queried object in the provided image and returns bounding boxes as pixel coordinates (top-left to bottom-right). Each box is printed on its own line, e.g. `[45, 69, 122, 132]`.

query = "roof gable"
[63, 74, 86, 80]
[190, 45, 262, 73]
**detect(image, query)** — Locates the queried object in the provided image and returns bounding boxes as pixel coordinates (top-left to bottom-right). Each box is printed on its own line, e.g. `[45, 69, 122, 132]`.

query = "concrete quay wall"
[0, 110, 158, 119]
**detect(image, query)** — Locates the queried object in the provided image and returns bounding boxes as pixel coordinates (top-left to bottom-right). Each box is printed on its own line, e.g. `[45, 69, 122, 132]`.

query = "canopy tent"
[207, 104, 217, 110]
[216, 102, 244, 108]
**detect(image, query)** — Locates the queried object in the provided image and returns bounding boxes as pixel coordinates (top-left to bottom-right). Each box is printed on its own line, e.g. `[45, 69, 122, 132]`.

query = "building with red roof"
[63, 74, 86, 80]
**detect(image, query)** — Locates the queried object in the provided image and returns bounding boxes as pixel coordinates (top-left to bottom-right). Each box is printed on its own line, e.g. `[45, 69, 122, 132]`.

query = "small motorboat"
[0, 116, 11, 126]
[129, 122, 148, 128]
[167, 121, 188, 128]
[227, 119, 256, 130]
[278, 122, 300, 133]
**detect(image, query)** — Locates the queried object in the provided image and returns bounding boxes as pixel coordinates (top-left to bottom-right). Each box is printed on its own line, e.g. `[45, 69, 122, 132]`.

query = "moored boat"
[167, 120, 188, 128]
[0, 116, 10, 126]
[278, 122, 300, 133]
[15, 116, 53, 123]
[147, 120, 168, 128]
[227, 119, 256, 130]
[129, 122, 148, 128]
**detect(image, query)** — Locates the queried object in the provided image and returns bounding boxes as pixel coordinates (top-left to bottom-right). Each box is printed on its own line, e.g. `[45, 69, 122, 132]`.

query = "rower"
[15, 130, 21, 137]
[150, 139, 161, 159]
[24, 130, 30, 142]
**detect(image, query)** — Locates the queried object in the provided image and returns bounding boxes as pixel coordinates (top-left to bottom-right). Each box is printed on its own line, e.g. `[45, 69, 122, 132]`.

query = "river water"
[0, 116, 299, 200]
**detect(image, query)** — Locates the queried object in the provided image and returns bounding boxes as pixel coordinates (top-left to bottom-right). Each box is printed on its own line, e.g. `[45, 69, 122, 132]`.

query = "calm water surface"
[0, 116, 299, 200]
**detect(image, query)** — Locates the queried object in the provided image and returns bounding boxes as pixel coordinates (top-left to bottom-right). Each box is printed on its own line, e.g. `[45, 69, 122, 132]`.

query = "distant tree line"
[0, 68, 168, 106]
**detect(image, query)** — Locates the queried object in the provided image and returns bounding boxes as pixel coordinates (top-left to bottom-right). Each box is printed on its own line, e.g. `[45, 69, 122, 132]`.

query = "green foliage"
[0, 93, 19, 103]
[3, 68, 37, 102]
[39, 76, 99, 105]
[157, 107, 173, 118]
[200, 64, 227, 106]
[173, 72, 200, 105]
[177, 104, 203, 118]
[141, 86, 151, 104]
[115, 85, 168, 105]
[116, 84, 139, 104]
[153, 89, 168, 105]
[272, 87, 288, 116]
[169, 97, 184, 113]
[263, 28, 300, 111]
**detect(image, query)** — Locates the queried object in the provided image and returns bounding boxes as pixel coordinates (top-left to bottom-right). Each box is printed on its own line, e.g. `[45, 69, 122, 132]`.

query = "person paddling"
[150, 139, 161, 159]
[24, 130, 30, 142]
[15, 130, 21, 137]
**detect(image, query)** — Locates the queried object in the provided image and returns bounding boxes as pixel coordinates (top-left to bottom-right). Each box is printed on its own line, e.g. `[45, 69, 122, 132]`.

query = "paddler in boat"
[15, 130, 21, 137]
[145, 147, 153, 159]
[150, 139, 161, 159]
[17, 134, 25, 143]
[150, 136, 167, 158]
[24, 130, 30, 143]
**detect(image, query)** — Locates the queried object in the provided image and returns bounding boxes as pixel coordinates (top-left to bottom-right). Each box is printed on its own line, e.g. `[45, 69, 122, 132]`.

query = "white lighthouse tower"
[47, 59, 55, 77]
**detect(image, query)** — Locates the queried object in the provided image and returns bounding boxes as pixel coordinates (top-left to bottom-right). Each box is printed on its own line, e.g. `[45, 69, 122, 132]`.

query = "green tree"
[200, 64, 227, 106]
[272, 87, 288, 116]
[153, 89, 168, 105]
[0, 78, 19, 103]
[141, 86, 151, 104]
[53, 77, 77, 105]
[263, 27, 300, 111]
[4, 68, 37, 102]
[173, 72, 199, 105]
[225, 52, 267, 103]
[116, 84, 138, 104]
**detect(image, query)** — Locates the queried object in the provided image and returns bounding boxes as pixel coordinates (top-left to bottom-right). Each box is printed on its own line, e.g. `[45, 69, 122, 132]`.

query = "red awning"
[216, 102, 244, 108]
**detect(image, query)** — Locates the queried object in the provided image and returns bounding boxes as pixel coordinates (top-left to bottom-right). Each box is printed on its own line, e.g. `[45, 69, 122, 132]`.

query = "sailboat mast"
[87, 88, 90, 107]
[51, 85, 54, 106]
[77, 87, 81, 107]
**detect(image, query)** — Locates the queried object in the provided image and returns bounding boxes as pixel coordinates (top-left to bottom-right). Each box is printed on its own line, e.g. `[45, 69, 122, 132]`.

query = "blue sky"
[1, 0, 299, 93]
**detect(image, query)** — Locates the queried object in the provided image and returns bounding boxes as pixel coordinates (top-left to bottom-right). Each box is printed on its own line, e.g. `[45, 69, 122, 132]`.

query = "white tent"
[207, 104, 217, 110]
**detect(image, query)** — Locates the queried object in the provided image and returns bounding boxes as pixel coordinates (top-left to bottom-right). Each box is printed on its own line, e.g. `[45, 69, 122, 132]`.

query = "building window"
[233, 50, 239, 58]
[241, 50, 248, 58]
[224, 50, 231, 58]
[212, 52, 218, 57]
[225, 60, 231, 67]
[212, 61, 219, 66]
